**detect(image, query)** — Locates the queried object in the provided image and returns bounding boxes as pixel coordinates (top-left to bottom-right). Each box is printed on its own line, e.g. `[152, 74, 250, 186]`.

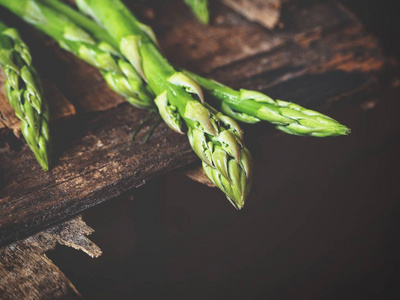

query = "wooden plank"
[156, 0, 362, 73]
[0, 216, 101, 299]
[0, 107, 197, 245]
[0, 0, 391, 247]
[208, 21, 384, 86]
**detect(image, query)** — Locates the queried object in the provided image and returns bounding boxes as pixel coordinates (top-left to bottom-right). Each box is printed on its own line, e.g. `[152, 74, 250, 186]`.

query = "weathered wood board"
[0, 0, 391, 247]
[0, 216, 101, 299]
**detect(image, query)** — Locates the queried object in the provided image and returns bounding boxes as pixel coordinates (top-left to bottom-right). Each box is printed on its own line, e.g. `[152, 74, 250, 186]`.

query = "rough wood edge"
[0, 216, 101, 299]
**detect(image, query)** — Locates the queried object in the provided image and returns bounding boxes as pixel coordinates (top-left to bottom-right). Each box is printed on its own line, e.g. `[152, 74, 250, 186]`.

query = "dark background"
[344, 0, 400, 60]
[47, 1, 400, 299]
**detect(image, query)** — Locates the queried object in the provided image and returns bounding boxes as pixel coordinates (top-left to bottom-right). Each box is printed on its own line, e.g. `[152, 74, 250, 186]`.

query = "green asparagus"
[0, 20, 51, 170]
[38, 0, 349, 138]
[75, 0, 252, 209]
[184, 0, 209, 24]
[184, 71, 351, 137]
[0, 0, 154, 109]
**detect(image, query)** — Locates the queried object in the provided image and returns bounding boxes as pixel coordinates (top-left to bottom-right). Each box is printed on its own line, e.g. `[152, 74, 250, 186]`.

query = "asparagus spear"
[39, 0, 350, 137]
[184, 0, 209, 24]
[0, 0, 154, 109]
[0, 20, 51, 170]
[75, 0, 252, 209]
[184, 71, 351, 137]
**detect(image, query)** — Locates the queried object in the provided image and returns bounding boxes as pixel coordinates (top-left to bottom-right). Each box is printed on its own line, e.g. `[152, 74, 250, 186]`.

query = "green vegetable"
[0, 0, 350, 207]
[184, 71, 351, 137]
[184, 0, 209, 24]
[0, 0, 154, 109]
[75, 0, 253, 209]
[42, 0, 348, 138]
[0, 20, 51, 170]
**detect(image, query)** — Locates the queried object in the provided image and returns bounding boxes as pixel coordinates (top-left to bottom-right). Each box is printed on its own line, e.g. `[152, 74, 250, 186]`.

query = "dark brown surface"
[24, 0, 399, 298]
[0, 0, 395, 254]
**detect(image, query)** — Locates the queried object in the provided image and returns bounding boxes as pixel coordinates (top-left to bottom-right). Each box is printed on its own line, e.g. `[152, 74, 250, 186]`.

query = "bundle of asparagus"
[0, 0, 350, 209]
[39, 0, 350, 138]
[0, 0, 251, 208]
[75, 0, 253, 209]
[0, 0, 154, 110]
[0, 20, 51, 170]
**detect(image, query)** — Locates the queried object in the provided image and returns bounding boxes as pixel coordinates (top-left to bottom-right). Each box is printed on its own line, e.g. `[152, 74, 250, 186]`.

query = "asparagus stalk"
[0, 0, 154, 109]
[184, 0, 209, 24]
[76, 0, 252, 209]
[40, 0, 349, 137]
[0, 20, 51, 170]
[184, 71, 351, 137]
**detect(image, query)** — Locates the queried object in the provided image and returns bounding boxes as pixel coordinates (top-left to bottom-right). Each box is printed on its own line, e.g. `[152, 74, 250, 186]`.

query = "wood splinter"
[0, 216, 101, 300]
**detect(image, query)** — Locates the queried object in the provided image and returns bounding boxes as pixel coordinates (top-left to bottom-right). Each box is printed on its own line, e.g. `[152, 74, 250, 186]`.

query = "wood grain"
[0, 0, 390, 247]
[0, 216, 100, 299]
[0, 107, 197, 245]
